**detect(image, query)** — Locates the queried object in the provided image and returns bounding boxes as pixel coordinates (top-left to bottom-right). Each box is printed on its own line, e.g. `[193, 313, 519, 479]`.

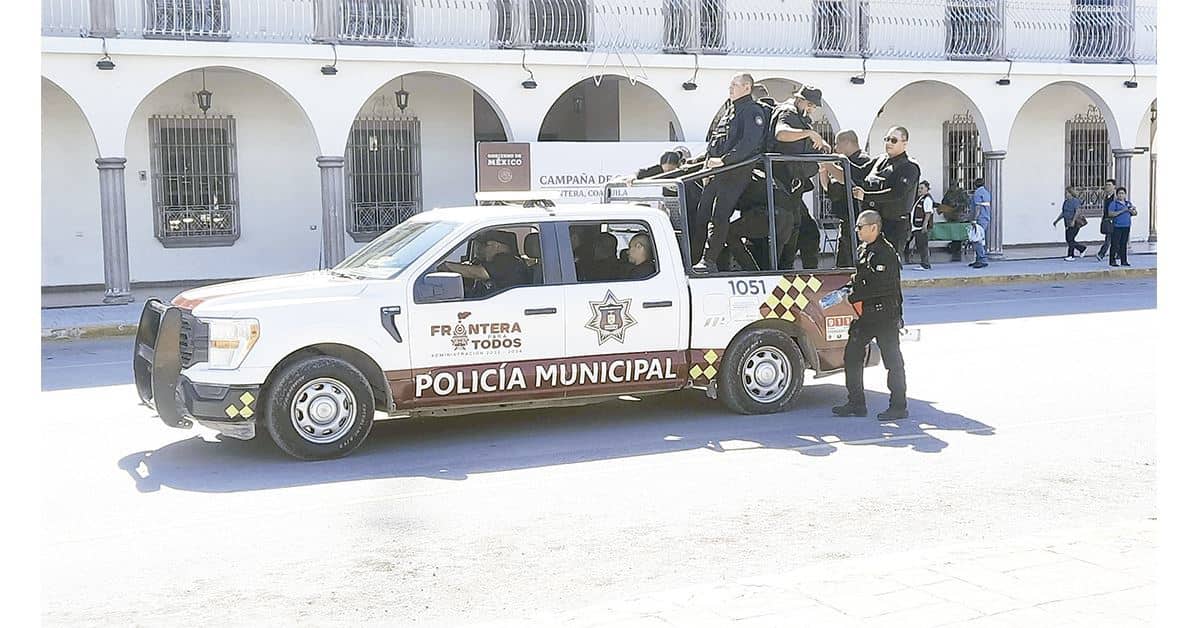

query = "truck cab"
[135, 158, 878, 460]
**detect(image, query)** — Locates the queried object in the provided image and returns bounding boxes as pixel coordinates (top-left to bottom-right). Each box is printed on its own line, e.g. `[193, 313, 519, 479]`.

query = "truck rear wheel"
[263, 356, 374, 460]
[718, 328, 806, 415]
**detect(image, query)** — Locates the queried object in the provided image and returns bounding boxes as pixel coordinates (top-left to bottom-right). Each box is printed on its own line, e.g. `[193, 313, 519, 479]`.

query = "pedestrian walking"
[1106, 187, 1137, 267]
[906, 181, 934, 270]
[1096, 178, 1117, 261]
[1052, 186, 1088, 260]
[968, 177, 991, 268]
[832, 210, 909, 421]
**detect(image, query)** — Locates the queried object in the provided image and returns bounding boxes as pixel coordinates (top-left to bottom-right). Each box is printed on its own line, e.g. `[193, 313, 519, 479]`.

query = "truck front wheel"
[263, 356, 374, 460]
[718, 329, 806, 415]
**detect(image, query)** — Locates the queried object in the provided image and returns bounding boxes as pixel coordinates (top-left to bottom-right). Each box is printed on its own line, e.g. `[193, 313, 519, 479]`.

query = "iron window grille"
[1065, 105, 1113, 217]
[142, 0, 230, 40]
[338, 0, 412, 45]
[946, 0, 1003, 60]
[1070, 0, 1133, 62]
[148, 115, 240, 247]
[345, 116, 423, 243]
[663, 0, 726, 53]
[529, 0, 592, 50]
[943, 112, 983, 196]
[813, 0, 869, 57]
[492, 0, 518, 46]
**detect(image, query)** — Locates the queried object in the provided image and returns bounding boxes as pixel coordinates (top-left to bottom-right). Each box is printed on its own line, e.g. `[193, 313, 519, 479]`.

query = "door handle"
[524, 307, 557, 315]
[643, 300, 673, 309]
[380, 306, 402, 343]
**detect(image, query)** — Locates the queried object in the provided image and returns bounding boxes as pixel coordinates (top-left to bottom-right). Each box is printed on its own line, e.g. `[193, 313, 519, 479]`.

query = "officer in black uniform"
[770, 85, 830, 269]
[718, 171, 797, 271]
[440, 230, 528, 298]
[832, 210, 909, 420]
[634, 150, 706, 265]
[820, 129, 873, 268]
[692, 73, 767, 273]
[853, 126, 921, 253]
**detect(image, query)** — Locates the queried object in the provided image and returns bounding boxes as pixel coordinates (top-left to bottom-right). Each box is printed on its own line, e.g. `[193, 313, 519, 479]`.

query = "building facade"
[41, 0, 1157, 302]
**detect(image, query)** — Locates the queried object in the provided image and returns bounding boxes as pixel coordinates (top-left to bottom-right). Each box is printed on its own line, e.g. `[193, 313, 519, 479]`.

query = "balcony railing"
[42, 0, 1156, 64]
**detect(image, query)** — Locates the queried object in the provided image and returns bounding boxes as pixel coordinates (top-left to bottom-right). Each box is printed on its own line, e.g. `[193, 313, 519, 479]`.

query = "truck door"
[557, 219, 688, 397]
[402, 222, 566, 407]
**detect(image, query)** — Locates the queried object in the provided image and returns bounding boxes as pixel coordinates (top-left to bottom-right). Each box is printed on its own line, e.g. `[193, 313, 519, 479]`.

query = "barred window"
[946, 0, 1002, 59]
[943, 112, 983, 195]
[1065, 105, 1113, 216]
[530, 0, 591, 50]
[143, 0, 229, 40]
[148, 115, 240, 247]
[345, 117, 422, 243]
[663, 0, 725, 53]
[338, 0, 412, 44]
[1070, 0, 1132, 62]
[813, 0, 868, 57]
[492, 0, 517, 45]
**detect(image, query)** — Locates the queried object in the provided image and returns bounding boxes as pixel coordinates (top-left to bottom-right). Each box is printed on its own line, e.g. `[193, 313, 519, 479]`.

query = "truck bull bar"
[602, 152, 860, 273]
[133, 298, 193, 429]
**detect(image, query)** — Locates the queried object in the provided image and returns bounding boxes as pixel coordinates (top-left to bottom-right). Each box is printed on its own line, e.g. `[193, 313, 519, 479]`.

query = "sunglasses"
[854, 224, 870, 230]
[883, 136, 903, 144]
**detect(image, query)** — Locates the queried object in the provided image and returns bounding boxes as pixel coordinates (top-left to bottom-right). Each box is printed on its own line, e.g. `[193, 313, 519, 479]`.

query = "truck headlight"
[201, 318, 260, 370]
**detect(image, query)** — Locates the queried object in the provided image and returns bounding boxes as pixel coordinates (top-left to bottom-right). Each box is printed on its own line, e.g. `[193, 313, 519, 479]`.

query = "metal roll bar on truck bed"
[602, 153, 860, 274]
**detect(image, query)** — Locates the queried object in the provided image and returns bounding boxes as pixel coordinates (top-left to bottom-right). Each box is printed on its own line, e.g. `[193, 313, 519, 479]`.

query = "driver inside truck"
[438, 229, 528, 297]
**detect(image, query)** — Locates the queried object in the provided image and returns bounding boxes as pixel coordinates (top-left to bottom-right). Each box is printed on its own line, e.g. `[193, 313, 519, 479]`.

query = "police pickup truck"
[134, 154, 878, 460]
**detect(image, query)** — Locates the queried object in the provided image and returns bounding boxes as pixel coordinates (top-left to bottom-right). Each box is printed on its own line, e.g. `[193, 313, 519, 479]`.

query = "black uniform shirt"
[859, 152, 921, 221]
[481, 253, 528, 293]
[846, 236, 903, 316]
[828, 150, 873, 220]
[707, 94, 766, 165]
[627, 261, 656, 280]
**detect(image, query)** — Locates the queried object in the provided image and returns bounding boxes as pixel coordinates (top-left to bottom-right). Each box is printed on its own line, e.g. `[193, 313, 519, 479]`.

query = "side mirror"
[415, 272, 464, 303]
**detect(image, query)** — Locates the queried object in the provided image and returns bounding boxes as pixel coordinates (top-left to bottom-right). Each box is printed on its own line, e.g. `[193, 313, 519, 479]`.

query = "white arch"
[1007, 80, 1125, 150]
[41, 77, 100, 157]
[871, 79, 995, 152]
[537, 74, 684, 142]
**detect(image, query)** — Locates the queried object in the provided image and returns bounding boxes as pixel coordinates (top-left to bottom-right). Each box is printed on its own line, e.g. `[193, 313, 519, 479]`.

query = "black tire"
[718, 328, 807, 415]
[262, 356, 374, 460]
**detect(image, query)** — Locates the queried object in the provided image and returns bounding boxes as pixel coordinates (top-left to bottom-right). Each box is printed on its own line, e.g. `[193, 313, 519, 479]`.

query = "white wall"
[42, 80, 103, 287]
[618, 81, 677, 141]
[123, 69, 323, 282]
[868, 82, 981, 202]
[347, 74, 481, 256]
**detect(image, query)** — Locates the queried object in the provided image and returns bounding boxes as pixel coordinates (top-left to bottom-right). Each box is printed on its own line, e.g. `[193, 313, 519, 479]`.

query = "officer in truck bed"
[833, 210, 909, 421]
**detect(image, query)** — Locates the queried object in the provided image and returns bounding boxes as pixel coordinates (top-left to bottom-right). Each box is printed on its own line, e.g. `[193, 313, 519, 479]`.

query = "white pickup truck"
[134, 159, 879, 460]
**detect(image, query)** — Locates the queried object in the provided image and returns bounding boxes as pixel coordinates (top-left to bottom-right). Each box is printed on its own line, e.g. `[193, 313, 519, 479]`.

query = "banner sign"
[476, 142, 531, 192]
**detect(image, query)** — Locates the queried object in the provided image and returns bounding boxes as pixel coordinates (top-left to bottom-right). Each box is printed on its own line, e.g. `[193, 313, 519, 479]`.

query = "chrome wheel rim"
[741, 346, 791, 404]
[290, 377, 357, 444]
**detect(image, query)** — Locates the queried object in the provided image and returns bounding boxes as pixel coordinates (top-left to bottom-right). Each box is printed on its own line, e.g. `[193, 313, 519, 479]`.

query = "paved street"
[41, 278, 1156, 626]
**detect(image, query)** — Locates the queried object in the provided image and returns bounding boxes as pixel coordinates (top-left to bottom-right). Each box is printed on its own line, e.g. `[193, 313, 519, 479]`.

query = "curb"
[41, 267, 1156, 341]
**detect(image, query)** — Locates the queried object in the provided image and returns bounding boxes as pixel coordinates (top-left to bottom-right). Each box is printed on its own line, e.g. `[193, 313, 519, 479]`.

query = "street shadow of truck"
[117, 384, 993, 494]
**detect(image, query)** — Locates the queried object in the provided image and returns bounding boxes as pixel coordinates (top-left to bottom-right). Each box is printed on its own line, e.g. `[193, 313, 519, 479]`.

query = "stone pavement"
[41, 253, 1156, 340]
[471, 519, 1155, 628]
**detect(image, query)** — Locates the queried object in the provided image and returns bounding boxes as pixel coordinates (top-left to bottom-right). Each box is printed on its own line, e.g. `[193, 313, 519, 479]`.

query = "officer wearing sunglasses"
[833, 209, 909, 420]
[853, 127, 921, 257]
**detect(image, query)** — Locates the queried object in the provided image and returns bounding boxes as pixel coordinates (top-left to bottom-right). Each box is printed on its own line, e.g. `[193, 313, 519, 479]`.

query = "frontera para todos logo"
[585, 290, 637, 345]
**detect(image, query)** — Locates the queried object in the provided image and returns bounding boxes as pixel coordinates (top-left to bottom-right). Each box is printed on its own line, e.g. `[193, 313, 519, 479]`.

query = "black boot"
[691, 259, 716, 274]
[832, 403, 867, 417]
[877, 406, 909, 421]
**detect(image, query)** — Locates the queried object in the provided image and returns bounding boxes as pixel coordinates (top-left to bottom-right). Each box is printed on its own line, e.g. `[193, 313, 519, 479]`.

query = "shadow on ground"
[117, 384, 993, 493]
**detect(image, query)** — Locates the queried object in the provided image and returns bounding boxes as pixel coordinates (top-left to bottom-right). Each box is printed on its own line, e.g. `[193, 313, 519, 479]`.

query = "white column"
[317, 156, 347, 267]
[983, 150, 1005, 257]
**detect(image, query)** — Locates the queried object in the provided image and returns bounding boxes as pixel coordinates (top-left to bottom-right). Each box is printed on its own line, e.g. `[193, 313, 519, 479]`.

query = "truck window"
[424, 224, 544, 301]
[567, 221, 657, 282]
[336, 217, 460, 280]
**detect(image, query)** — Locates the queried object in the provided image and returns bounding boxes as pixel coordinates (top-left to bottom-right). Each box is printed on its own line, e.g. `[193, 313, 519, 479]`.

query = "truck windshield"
[335, 218, 460, 280]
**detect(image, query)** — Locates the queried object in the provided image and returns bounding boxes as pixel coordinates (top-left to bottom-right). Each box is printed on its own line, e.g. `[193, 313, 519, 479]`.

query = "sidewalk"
[40, 254, 1156, 341]
[471, 519, 1155, 628]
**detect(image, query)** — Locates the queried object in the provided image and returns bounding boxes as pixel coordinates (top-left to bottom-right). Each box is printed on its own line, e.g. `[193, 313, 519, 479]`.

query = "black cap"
[479, 230, 514, 249]
[795, 85, 822, 106]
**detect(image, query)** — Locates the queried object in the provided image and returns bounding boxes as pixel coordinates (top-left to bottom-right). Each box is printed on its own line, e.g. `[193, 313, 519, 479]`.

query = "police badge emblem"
[452, 312, 470, 350]
[585, 290, 637, 345]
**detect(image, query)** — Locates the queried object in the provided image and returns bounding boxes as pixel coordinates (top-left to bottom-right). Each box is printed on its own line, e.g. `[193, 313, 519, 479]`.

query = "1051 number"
[728, 279, 768, 296]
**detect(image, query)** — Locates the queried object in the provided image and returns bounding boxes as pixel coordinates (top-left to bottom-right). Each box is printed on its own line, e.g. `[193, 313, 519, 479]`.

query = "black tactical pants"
[721, 208, 795, 271]
[780, 197, 820, 270]
[843, 312, 907, 410]
[696, 165, 755, 264]
[882, 218, 910, 257]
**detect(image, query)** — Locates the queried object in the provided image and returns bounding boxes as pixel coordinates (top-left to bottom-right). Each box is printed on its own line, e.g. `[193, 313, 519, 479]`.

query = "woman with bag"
[1053, 186, 1088, 260]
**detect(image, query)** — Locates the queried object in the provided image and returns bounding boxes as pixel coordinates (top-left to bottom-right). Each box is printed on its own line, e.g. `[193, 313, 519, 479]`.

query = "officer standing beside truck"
[832, 210, 909, 421]
[853, 126, 921, 253]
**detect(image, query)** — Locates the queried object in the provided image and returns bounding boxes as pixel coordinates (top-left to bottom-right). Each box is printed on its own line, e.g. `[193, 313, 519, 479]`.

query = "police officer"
[719, 172, 797, 271]
[692, 73, 768, 274]
[853, 126, 921, 253]
[820, 130, 873, 268]
[439, 230, 528, 297]
[832, 210, 908, 420]
[771, 85, 829, 269]
[634, 150, 705, 265]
